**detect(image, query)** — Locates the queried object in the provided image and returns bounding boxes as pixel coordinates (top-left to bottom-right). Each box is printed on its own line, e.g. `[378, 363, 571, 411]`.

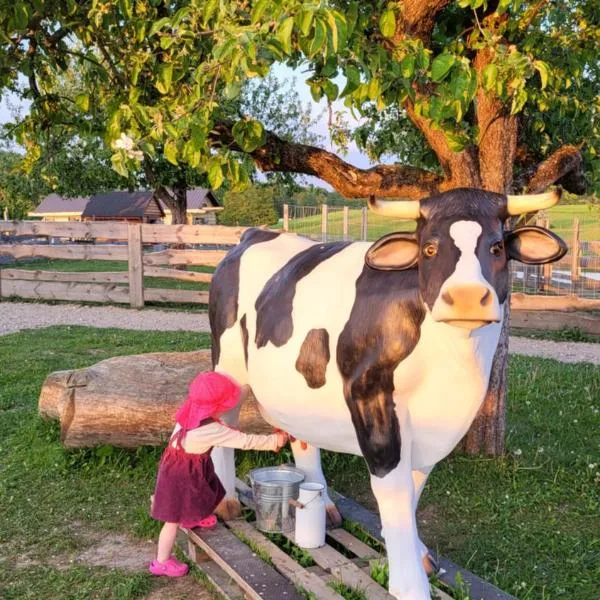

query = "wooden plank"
[283, 205, 289, 232]
[143, 249, 227, 267]
[229, 520, 344, 600]
[0, 244, 128, 261]
[511, 293, 600, 312]
[127, 223, 144, 308]
[321, 204, 328, 242]
[327, 528, 381, 560]
[361, 207, 367, 241]
[510, 310, 600, 335]
[186, 524, 304, 600]
[0, 220, 128, 240]
[141, 223, 246, 244]
[329, 490, 516, 600]
[144, 288, 209, 304]
[342, 207, 349, 241]
[283, 531, 392, 600]
[1, 279, 129, 304]
[0, 269, 129, 284]
[570, 217, 580, 290]
[144, 266, 212, 283]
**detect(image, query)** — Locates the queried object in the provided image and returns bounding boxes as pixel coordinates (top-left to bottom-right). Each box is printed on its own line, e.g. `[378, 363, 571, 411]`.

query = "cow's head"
[365, 188, 567, 330]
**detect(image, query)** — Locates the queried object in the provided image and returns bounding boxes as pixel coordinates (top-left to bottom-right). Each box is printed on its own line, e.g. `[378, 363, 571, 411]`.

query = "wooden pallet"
[179, 479, 454, 600]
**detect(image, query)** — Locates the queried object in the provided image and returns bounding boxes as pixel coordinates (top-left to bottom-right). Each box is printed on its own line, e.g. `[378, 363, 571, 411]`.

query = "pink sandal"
[149, 556, 189, 577]
[181, 514, 217, 530]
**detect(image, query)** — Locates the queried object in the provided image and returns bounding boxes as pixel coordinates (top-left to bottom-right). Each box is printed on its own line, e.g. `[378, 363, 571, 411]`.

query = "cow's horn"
[368, 196, 421, 219]
[506, 189, 561, 215]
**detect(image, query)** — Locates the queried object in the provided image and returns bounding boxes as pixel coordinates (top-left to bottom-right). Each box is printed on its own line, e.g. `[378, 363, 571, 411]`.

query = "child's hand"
[275, 431, 289, 450]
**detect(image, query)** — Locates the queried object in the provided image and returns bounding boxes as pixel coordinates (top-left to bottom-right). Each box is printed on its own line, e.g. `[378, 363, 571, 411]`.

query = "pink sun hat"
[175, 371, 241, 430]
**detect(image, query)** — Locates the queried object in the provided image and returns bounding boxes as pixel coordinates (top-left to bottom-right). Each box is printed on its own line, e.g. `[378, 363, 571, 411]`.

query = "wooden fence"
[0, 220, 245, 308]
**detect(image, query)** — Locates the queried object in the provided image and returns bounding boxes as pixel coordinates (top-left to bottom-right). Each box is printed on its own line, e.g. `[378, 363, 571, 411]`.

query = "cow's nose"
[441, 284, 492, 309]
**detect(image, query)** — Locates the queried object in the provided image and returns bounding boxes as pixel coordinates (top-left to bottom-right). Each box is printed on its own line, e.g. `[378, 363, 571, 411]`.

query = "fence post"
[283, 204, 289, 232]
[540, 217, 552, 292]
[128, 223, 144, 308]
[321, 204, 328, 242]
[361, 207, 368, 241]
[343, 206, 349, 241]
[570, 217, 580, 294]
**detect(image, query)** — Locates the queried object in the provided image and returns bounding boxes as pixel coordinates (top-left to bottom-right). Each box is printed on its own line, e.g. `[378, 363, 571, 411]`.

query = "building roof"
[82, 191, 164, 219]
[158, 188, 220, 211]
[32, 194, 90, 214]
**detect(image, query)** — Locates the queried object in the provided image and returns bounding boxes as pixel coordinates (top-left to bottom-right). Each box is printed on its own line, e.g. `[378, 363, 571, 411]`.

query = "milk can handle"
[288, 492, 322, 510]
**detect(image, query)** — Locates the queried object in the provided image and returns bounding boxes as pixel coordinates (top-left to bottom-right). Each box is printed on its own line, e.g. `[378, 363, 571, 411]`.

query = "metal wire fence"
[285, 204, 600, 299]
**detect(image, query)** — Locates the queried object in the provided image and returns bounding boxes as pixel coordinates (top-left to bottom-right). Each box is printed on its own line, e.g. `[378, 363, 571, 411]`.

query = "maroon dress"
[151, 418, 225, 527]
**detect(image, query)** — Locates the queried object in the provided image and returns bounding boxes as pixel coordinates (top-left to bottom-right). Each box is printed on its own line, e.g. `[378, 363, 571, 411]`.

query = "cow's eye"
[423, 242, 438, 258]
[490, 241, 505, 256]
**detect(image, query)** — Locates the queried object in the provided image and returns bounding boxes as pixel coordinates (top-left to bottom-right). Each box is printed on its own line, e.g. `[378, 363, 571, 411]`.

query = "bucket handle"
[288, 491, 322, 511]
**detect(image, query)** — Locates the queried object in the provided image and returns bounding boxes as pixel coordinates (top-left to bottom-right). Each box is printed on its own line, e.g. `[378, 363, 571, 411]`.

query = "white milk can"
[293, 482, 326, 549]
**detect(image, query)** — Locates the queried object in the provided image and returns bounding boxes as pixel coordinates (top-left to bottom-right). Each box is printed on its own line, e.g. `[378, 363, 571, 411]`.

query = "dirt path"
[1, 301, 598, 364]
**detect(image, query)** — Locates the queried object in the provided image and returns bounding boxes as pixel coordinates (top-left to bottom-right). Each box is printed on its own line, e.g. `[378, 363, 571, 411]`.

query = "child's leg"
[156, 522, 179, 563]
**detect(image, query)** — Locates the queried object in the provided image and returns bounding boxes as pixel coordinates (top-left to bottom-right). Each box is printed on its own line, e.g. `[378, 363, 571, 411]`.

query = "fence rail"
[0, 220, 245, 307]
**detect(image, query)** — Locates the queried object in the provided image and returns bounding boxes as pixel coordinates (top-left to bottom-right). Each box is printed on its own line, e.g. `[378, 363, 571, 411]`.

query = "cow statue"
[208, 188, 567, 600]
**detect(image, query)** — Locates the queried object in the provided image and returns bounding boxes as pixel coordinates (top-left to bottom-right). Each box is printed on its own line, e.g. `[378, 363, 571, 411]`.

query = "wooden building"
[28, 194, 90, 222]
[160, 188, 222, 225]
[82, 191, 164, 223]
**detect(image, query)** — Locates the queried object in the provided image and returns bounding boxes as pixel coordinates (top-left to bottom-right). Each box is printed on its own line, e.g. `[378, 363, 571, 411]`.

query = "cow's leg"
[212, 386, 246, 521]
[412, 466, 437, 575]
[291, 440, 342, 527]
[371, 429, 429, 598]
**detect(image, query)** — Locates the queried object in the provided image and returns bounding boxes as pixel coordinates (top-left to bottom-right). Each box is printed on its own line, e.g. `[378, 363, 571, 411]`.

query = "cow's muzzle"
[431, 284, 501, 329]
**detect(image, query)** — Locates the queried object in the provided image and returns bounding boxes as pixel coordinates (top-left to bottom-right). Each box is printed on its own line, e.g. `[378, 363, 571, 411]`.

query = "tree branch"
[213, 121, 443, 199]
[394, 0, 453, 42]
[523, 145, 585, 194]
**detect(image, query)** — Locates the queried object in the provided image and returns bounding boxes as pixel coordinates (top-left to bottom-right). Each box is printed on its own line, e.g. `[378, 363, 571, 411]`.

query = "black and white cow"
[208, 188, 566, 600]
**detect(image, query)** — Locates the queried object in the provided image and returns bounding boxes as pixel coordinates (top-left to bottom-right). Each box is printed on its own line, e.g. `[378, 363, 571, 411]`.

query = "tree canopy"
[218, 184, 279, 226]
[0, 0, 597, 203]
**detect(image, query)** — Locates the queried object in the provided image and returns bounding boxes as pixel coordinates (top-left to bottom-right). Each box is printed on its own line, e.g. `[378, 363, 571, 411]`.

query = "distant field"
[288, 203, 598, 242]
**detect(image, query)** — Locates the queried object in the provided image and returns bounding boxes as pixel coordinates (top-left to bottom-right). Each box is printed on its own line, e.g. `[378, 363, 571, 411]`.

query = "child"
[149, 371, 288, 577]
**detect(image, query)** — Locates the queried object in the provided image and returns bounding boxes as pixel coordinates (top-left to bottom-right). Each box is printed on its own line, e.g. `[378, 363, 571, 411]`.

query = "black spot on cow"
[337, 266, 425, 478]
[240, 314, 249, 368]
[209, 229, 280, 366]
[295, 328, 330, 388]
[255, 242, 351, 349]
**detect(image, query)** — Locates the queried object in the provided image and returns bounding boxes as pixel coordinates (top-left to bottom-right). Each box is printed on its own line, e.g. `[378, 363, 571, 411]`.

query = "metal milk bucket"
[249, 466, 305, 533]
[294, 483, 326, 549]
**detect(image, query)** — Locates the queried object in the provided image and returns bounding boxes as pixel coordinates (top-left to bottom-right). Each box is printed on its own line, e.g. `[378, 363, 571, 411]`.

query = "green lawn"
[1, 327, 598, 599]
[288, 203, 598, 243]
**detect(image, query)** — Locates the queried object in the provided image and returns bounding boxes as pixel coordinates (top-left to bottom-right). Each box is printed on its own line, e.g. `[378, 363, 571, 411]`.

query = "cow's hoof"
[326, 503, 343, 528]
[215, 497, 242, 521]
[422, 552, 439, 576]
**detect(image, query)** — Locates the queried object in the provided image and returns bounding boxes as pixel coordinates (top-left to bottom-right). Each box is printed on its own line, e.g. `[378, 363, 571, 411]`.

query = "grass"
[1, 327, 599, 599]
[512, 326, 599, 343]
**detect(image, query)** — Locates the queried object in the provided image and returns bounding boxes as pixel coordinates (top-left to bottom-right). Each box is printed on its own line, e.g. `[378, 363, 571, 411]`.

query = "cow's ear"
[505, 226, 567, 264]
[366, 233, 420, 271]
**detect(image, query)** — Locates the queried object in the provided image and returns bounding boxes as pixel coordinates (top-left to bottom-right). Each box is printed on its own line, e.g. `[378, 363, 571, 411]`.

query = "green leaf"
[511, 88, 528, 115]
[149, 17, 170, 37]
[309, 20, 327, 57]
[251, 0, 269, 24]
[482, 63, 498, 91]
[203, 0, 219, 26]
[322, 80, 339, 102]
[276, 17, 295, 55]
[296, 9, 314, 36]
[444, 130, 467, 152]
[13, 3, 30, 29]
[155, 63, 173, 94]
[431, 53, 455, 82]
[164, 139, 178, 165]
[119, 0, 133, 19]
[208, 164, 224, 190]
[232, 119, 266, 152]
[534, 60, 549, 90]
[401, 56, 416, 79]
[111, 153, 128, 177]
[379, 8, 396, 39]
[326, 12, 338, 52]
[346, 2, 359, 38]
[340, 64, 360, 98]
[74, 93, 90, 112]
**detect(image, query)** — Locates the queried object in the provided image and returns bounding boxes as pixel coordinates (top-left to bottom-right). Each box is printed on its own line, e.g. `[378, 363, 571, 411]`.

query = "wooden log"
[141, 223, 246, 244]
[186, 525, 304, 600]
[510, 310, 600, 335]
[128, 223, 144, 308]
[510, 293, 600, 312]
[143, 266, 212, 283]
[144, 288, 209, 304]
[0, 269, 129, 283]
[1, 279, 130, 304]
[143, 249, 227, 267]
[38, 349, 273, 448]
[0, 220, 129, 240]
[0, 243, 128, 261]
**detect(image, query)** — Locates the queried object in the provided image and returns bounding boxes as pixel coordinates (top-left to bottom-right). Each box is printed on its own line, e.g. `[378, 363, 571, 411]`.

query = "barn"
[81, 191, 165, 224]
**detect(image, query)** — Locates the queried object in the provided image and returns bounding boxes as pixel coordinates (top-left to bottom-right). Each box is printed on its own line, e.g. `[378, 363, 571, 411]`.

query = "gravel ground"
[0, 302, 598, 365]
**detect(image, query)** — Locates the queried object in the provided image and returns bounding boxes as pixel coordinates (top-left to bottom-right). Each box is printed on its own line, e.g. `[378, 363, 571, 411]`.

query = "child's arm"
[184, 421, 286, 453]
